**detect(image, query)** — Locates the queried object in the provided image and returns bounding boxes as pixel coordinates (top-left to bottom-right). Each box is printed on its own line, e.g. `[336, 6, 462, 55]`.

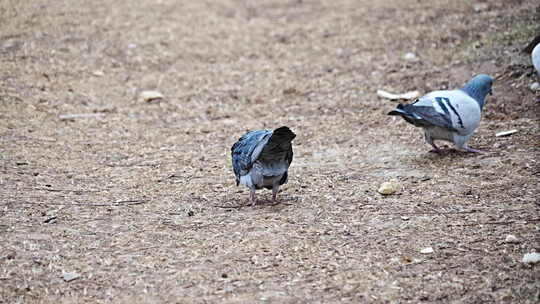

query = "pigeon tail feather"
[260, 127, 296, 159]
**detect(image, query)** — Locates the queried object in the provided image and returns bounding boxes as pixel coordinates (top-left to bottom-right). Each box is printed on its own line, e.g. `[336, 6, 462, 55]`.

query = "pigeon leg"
[272, 185, 280, 202]
[425, 132, 441, 153]
[249, 189, 257, 206]
[428, 142, 441, 153]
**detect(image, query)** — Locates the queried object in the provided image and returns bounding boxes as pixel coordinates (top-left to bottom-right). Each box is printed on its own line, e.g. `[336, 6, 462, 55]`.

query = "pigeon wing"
[402, 95, 458, 131]
[231, 130, 272, 185]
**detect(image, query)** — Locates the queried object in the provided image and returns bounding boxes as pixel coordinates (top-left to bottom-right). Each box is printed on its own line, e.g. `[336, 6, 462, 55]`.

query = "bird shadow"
[213, 196, 295, 210]
[427, 147, 490, 158]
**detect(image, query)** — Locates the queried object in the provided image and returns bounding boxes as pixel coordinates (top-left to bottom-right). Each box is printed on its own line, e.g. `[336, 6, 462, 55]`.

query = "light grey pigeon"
[231, 126, 295, 205]
[523, 34, 540, 76]
[532, 43, 540, 76]
[388, 74, 493, 153]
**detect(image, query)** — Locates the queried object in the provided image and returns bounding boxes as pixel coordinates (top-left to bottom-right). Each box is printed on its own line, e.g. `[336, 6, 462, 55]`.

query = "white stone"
[378, 181, 398, 195]
[404, 52, 417, 60]
[522, 252, 540, 264]
[504, 234, 519, 243]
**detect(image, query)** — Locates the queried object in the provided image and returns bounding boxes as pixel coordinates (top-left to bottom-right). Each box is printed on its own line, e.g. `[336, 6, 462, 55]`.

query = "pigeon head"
[460, 74, 493, 109]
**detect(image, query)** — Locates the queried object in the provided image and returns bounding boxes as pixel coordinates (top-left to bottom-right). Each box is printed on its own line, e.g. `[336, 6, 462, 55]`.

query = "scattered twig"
[103, 200, 148, 207]
[7, 199, 148, 207]
[115, 246, 161, 255]
[59, 113, 106, 120]
[431, 265, 460, 272]
[378, 210, 479, 216]
[43, 216, 57, 223]
[213, 204, 244, 209]
[378, 208, 530, 216]
[449, 221, 515, 227]
[104, 162, 158, 168]
[29, 187, 101, 193]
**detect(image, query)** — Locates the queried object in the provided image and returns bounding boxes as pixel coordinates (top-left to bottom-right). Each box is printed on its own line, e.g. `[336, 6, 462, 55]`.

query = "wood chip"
[376, 89, 420, 101]
[140, 90, 164, 102]
[420, 247, 434, 254]
[62, 272, 80, 282]
[495, 129, 518, 137]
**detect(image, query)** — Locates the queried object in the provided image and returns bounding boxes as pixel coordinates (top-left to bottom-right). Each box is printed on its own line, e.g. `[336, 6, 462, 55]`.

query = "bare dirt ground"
[1, 0, 539, 303]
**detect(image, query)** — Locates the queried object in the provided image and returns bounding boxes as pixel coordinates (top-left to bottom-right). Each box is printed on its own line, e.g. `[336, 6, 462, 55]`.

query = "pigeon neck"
[460, 84, 486, 109]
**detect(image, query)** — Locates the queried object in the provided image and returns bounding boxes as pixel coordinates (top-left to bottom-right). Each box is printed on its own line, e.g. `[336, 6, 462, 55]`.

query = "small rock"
[378, 181, 398, 195]
[504, 234, 519, 243]
[140, 90, 164, 102]
[62, 272, 80, 282]
[473, 3, 489, 12]
[529, 82, 540, 91]
[522, 252, 540, 264]
[92, 70, 104, 77]
[404, 52, 417, 60]
[420, 247, 434, 254]
[401, 216, 410, 221]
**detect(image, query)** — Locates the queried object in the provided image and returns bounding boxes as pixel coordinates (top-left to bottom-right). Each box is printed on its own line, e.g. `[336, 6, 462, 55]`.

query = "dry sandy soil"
[1, 0, 539, 303]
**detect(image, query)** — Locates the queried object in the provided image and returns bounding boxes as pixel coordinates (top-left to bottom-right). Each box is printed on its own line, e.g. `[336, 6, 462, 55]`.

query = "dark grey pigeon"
[231, 126, 295, 205]
[388, 74, 493, 153]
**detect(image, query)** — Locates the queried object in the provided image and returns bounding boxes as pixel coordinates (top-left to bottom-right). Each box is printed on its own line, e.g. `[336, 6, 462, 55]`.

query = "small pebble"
[404, 52, 417, 60]
[522, 252, 540, 264]
[530, 82, 540, 91]
[504, 234, 519, 243]
[420, 247, 434, 254]
[378, 181, 398, 195]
